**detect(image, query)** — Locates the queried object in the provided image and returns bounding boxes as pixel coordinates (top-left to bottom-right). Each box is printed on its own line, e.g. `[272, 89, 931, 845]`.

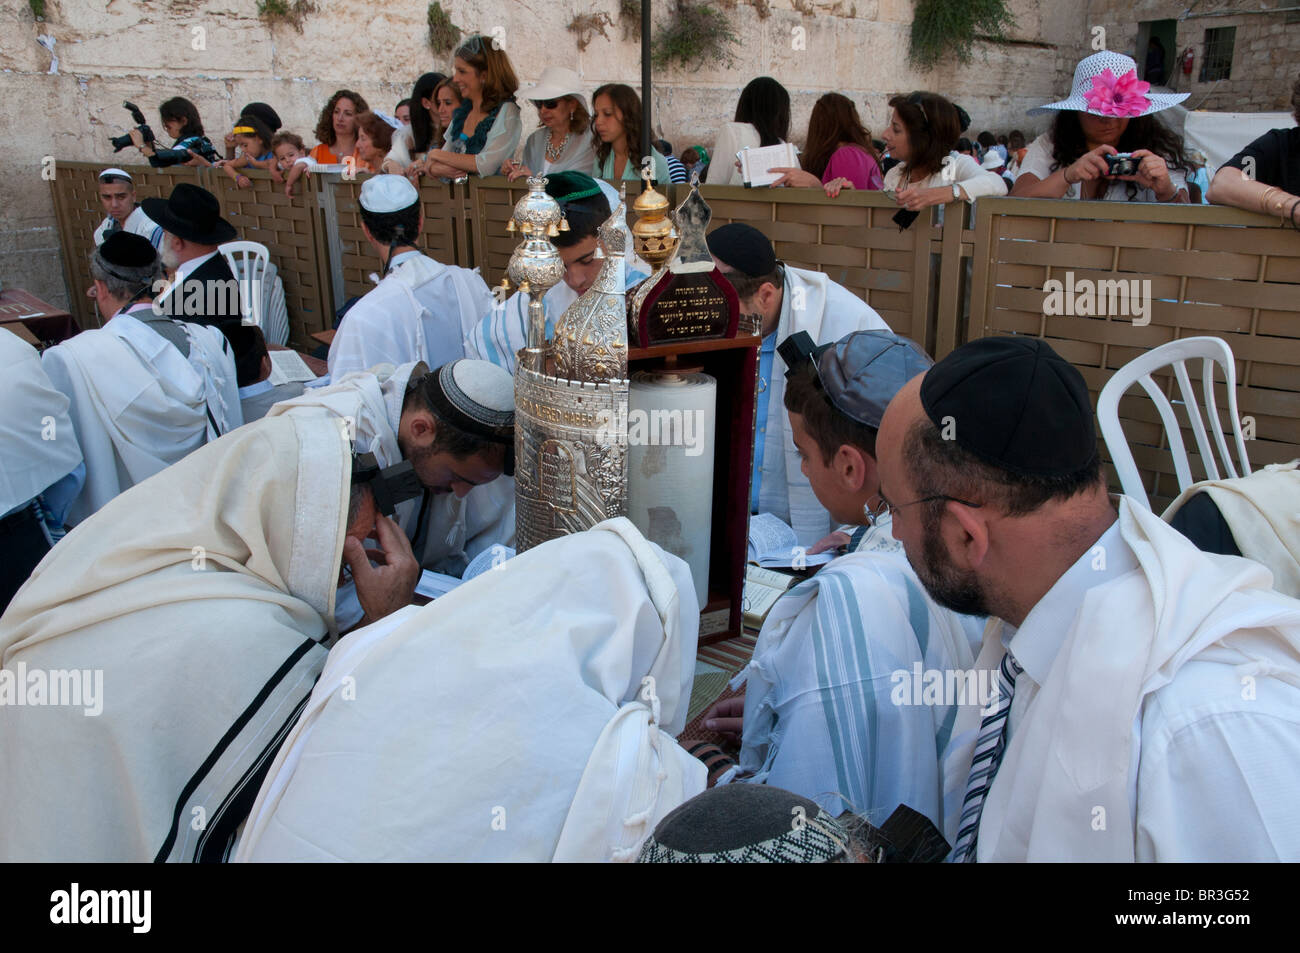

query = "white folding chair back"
[219, 240, 270, 330]
[1097, 335, 1252, 510]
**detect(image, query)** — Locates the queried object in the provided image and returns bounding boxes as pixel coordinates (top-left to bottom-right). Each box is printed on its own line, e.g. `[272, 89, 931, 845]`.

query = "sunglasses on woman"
[532, 99, 561, 110]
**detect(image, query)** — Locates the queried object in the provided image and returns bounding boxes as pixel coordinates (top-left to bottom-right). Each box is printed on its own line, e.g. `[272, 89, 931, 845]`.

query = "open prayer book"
[267, 349, 316, 385]
[747, 512, 834, 569]
[742, 565, 798, 629]
[738, 143, 800, 188]
[415, 545, 515, 600]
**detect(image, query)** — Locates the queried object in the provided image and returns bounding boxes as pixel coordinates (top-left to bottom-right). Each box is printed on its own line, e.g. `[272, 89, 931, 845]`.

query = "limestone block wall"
[1077, 0, 1300, 113]
[3, 0, 1090, 310]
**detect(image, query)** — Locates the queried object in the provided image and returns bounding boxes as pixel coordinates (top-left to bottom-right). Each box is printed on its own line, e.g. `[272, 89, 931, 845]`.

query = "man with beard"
[143, 183, 244, 327]
[874, 335, 1300, 861]
[41, 232, 241, 525]
[266, 358, 515, 626]
[697, 330, 984, 832]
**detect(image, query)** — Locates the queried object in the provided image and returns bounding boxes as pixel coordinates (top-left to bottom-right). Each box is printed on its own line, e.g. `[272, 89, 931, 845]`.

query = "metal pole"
[641, 0, 652, 170]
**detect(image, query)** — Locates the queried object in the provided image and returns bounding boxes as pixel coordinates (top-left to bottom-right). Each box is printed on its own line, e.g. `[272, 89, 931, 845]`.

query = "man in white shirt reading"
[327, 175, 493, 380]
[701, 330, 984, 831]
[706, 223, 890, 550]
[874, 335, 1300, 861]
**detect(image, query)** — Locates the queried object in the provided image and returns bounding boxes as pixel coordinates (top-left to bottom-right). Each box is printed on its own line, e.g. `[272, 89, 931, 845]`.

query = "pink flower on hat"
[1083, 68, 1151, 118]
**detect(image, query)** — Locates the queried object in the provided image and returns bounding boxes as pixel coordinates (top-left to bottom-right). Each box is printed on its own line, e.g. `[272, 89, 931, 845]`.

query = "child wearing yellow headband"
[214, 115, 277, 189]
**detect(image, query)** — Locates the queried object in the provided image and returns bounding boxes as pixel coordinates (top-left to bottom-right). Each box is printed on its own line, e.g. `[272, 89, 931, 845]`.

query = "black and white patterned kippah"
[637, 784, 850, 863]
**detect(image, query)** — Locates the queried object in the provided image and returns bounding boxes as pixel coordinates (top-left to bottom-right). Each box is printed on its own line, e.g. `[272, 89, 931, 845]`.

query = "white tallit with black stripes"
[0, 412, 351, 861]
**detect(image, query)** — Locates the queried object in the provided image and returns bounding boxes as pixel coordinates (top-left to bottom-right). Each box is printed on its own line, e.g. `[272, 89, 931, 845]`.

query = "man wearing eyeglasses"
[874, 335, 1300, 862]
[698, 329, 986, 833]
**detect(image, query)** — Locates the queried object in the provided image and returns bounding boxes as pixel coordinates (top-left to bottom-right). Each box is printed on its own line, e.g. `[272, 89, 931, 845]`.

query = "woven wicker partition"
[208, 169, 333, 348]
[48, 161, 203, 331]
[967, 197, 1300, 511]
[697, 186, 941, 354]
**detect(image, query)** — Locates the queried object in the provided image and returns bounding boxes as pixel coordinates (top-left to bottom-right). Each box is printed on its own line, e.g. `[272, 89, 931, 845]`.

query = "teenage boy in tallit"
[701, 330, 984, 831]
[328, 175, 493, 380]
[464, 171, 645, 374]
[706, 223, 890, 549]
[875, 335, 1300, 861]
[92, 168, 163, 248]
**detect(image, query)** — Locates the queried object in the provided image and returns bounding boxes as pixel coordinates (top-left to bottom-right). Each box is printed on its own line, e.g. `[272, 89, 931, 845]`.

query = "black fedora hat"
[141, 183, 237, 245]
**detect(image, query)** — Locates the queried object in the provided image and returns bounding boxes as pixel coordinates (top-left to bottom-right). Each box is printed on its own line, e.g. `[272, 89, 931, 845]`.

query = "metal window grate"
[1200, 26, 1235, 82]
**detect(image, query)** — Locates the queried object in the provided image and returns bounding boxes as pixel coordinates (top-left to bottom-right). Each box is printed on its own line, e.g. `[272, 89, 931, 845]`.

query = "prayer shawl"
[235, 517, 704, 862]
[327, 254, 494, 381]
[93, 205, 163, 248]
[0, 328, 82, 514]
[759, 267, 890, 547]
[1163, 460, 1300, 599]
[0, 413, 351, 861]
[968, 497, 1300, 861]
[267, 364, 515, 576]
[40, 314, 242, 526]
[734, 518, 980, 828]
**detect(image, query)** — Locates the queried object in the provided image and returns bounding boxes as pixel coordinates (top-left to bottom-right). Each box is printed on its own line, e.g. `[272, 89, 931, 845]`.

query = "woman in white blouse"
[880, 91, 1007, 209]
[706, 76, 791, 186]
[503, 67, 596, 181]
[422, 35, 523, 179]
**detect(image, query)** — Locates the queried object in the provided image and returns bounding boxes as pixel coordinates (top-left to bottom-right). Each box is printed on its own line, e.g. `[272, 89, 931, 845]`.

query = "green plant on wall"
[909, 0, 1014, 70]
[652, 0, 738, 69]
[257, 0, 317, 33]
[428, 1, 463, 54]
[29, 0, 45, 19]
[568, 11, 615, 52]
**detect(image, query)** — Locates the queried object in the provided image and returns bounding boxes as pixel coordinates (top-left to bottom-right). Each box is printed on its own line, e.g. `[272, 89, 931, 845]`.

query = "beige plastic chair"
[1097, 335, 1252, 510]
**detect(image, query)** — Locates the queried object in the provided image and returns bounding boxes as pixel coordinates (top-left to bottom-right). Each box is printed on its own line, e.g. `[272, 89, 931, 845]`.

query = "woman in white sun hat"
[503, 67, 596, 180]
[1011, 50, 1191, 203]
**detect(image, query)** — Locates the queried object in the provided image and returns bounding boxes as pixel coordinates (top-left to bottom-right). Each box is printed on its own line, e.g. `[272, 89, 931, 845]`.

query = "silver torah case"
[514, 185, 631, 553]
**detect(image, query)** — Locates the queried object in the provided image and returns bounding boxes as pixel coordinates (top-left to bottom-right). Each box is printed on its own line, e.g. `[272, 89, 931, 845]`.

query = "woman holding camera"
[128, 97, 220, 167]
[1011, 51, 1190, 203]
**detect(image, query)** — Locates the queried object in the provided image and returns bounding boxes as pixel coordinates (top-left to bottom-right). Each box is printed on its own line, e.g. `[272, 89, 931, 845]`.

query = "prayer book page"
[414, 545, 515, 599]
[268, 349, 316, 385]
[738, 143, 800, 188]
[742, 564, 798, 628]
[747, 513, 833, 568]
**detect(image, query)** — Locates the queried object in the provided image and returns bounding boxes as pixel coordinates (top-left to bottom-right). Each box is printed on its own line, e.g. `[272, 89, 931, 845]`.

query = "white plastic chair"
[219, 240, 270, 330]
[1097, 335, 1252, 510]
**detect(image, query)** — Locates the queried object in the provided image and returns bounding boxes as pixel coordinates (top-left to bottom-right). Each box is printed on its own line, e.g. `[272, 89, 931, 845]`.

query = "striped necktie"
[949, 649, 1023, 863]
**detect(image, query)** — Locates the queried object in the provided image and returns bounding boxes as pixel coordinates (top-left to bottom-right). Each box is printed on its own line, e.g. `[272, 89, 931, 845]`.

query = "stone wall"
[1078, 0, 1300, 113]
[4, 0, 1094, 309]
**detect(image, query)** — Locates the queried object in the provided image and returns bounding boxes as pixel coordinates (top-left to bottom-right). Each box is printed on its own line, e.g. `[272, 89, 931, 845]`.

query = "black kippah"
[920, 336, 1097, 477]
[706, 222, 777, 277]
[99, 231, 157, 269]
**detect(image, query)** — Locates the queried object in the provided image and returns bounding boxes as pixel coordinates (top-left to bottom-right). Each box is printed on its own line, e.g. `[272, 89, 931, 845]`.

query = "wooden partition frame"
[968, 196, 1300, 510]
[49, 168, 1300, 511]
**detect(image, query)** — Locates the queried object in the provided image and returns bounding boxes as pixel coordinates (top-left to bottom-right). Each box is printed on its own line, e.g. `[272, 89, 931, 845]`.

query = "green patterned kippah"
[543, 171, 602, 204]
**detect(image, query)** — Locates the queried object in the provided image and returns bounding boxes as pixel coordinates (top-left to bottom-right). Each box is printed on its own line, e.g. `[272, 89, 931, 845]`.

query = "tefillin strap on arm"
[351, 451, 424, 517]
